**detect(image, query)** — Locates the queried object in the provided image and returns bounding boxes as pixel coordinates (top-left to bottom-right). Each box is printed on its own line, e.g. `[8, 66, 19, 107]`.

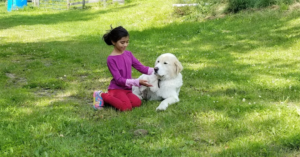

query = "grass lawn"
[1, 0, 300, 156]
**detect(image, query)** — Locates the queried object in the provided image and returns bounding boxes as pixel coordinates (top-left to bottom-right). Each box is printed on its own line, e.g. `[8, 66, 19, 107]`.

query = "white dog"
[132, 53, 183, 111]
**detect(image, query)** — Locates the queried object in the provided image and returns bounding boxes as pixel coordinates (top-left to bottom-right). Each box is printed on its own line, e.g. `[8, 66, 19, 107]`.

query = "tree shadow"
[0, 4, 137, 30]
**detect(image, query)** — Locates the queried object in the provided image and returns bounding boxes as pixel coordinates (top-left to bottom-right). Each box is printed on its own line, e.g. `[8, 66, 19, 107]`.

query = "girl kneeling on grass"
[93, 26, 153, 111]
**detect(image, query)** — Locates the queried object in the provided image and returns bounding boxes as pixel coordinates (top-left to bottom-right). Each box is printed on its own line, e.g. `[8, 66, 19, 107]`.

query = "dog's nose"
[154, 67, 159, 73]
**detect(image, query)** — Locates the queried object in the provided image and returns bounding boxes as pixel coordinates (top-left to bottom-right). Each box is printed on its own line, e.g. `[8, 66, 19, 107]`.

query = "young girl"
[93, 26, 153, 111]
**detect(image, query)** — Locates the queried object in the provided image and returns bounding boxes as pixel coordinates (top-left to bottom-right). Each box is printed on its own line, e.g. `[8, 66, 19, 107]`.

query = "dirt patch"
[6, 73, 28, 86]
[6, 73, 16, 79]
[35, 89, 57, 97]
[290, 3, 300, 10]
[134, 129, 148, 136]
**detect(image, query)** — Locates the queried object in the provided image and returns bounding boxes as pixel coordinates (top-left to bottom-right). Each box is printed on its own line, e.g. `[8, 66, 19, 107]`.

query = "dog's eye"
[164, 62, 167, 64]
[157, 61, 160, 63]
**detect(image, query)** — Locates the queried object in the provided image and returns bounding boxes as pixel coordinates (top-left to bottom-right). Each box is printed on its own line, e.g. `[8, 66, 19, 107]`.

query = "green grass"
[1, 0, 300, 156]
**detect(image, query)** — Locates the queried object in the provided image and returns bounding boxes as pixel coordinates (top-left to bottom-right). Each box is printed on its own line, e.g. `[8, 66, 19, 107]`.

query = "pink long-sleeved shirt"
[107, 50, 153, 90]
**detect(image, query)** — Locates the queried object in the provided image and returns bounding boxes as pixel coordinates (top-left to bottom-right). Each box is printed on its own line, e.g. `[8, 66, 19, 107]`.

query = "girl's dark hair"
[103, 26, 129, 45]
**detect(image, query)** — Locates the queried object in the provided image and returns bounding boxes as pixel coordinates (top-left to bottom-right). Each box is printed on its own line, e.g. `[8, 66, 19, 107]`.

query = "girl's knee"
[119, 100, 140, 111]
[132, 98, 142, 107]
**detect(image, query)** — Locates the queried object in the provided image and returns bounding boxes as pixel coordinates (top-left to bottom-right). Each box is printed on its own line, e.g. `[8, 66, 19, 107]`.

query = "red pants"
[101, 89, 141, 111]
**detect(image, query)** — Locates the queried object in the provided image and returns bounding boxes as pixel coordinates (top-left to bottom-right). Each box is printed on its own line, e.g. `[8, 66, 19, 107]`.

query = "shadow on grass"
[0, 4, 137, 30]
[1, 8, 300, 156]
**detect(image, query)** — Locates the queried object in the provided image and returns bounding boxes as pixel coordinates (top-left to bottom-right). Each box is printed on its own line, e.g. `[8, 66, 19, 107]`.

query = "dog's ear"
[174, 59, 183, 74]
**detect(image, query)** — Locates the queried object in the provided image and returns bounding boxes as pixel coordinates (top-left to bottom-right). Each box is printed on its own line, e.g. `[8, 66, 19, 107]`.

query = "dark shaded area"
[227, 0, 295, 13]
[0, 4, 136, 30]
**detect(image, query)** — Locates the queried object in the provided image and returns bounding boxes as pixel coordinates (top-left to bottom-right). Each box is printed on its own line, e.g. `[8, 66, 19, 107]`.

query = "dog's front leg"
[156, 96, 179, 111]
[149, 79, 159, 92]
[148, 74, 159, 92]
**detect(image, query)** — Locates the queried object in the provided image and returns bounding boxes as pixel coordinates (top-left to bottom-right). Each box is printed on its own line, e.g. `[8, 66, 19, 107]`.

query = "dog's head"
[154, 53, 183, 80]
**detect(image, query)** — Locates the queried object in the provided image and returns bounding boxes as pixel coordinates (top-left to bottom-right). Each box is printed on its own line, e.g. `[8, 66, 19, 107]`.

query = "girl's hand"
[139, 79, 153, 87]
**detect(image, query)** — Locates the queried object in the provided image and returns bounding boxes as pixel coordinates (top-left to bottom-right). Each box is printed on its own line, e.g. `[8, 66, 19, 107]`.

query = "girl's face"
[112, 36, 129, 53]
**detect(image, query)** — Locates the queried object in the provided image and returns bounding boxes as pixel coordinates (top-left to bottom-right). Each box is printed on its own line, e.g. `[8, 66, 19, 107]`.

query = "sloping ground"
[1, 0, 300, 156]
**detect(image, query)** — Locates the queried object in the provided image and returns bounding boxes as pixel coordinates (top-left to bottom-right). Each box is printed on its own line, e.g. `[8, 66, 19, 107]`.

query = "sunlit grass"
[1, 0, 300, 156]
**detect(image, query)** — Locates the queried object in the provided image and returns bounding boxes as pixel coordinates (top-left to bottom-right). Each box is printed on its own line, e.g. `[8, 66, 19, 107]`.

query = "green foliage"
[173, 6, 193, 16]
[281, 133, 300, 149]
[227, 0, 298, 12]
[173, 0, 299, 18]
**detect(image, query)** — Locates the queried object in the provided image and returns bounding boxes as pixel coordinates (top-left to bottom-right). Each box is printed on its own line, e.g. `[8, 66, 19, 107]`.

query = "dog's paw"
[156, 103, 168, 111]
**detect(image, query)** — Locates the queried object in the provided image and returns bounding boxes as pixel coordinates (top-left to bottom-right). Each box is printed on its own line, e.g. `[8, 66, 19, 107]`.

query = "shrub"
[173, 6, 193, 16]
[172, 0, 299, 19]
[227, 0, 298, 13]
[281, 133, 300, 150]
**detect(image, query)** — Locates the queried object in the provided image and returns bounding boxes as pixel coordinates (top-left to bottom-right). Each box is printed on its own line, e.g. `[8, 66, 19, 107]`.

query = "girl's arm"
[108, 59, 152, 87]
[130, 52, 154, 75]
[126, 79, 152, 87]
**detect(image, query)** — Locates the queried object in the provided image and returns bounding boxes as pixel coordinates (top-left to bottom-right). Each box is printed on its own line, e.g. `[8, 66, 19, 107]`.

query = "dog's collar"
[158, 79, 161, 88]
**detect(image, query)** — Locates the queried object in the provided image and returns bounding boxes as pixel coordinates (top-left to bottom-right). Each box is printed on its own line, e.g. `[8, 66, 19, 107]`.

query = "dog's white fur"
[132, 53, 183, 111]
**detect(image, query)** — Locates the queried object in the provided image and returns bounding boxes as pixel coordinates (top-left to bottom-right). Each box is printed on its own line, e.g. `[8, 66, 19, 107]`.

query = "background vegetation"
[175, 0, 300, 20]
[1, 0, 300, 156]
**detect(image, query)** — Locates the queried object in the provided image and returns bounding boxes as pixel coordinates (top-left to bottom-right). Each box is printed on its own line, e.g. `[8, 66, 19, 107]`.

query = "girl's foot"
[93, 91, 104, 110]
